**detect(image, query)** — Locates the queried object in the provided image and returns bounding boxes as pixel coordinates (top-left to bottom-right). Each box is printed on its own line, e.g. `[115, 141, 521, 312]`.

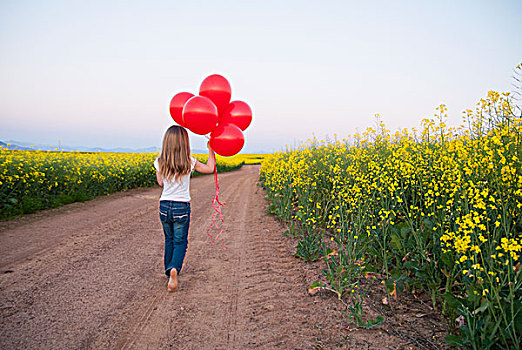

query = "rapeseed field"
[261, 90, 521, 348]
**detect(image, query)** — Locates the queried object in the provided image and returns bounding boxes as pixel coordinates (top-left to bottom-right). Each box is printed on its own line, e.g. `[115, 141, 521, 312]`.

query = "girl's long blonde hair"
[158, 125, 192, 182]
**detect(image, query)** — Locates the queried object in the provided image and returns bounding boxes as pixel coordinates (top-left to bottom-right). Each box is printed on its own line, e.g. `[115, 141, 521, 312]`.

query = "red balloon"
[182, 96, 219, 135]
[221, 100, 252, 131]
[210, 123, 245, 157]
[199, 74, 231, 114]
[169, 92, 194, 126]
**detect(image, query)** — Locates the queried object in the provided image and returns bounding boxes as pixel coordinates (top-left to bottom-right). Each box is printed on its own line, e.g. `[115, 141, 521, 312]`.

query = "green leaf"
[473, 300, 491, 315]
[399, 224, 411, 237]
[440, 252, 454, 269]
[309, 281, 323, 289]
[445, 334, 465, 346]
[465, 284, 481, 305]
[390, 233, 403, 252]
[384, 279, 395, 293]
[364, 315, 385, 328]
[423, 217, 434, 229]
[443, 292, 463, 310]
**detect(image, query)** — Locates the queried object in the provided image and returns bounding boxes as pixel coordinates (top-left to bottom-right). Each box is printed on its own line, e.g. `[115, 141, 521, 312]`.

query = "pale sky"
[1, 0, 521, 153]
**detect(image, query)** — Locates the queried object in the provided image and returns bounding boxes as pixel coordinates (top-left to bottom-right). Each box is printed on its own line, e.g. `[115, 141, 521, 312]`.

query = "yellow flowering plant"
[261, 83, 522, 348]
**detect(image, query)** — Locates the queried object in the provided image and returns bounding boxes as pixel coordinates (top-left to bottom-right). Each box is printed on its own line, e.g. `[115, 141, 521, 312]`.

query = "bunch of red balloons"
[169, 74, 252, 157]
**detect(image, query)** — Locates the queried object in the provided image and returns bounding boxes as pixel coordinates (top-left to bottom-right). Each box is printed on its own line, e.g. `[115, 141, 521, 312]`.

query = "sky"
[1, 0, 521, 153]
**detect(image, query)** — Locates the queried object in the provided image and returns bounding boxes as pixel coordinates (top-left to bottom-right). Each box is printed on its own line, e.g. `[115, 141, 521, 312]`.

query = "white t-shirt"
[154, 157, 197, 202]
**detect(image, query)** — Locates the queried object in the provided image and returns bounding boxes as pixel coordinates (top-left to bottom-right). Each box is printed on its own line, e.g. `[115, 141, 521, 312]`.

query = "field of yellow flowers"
[0, 150, 244, 220]
[193, 153, 265, 165]
[261, 91, 521, 349]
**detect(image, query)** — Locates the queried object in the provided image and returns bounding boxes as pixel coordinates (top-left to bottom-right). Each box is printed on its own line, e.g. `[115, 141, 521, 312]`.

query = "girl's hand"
[195, 142, 216, 174]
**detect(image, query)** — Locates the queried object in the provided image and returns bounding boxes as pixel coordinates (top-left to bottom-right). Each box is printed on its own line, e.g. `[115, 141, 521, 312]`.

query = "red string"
[207, 163, 228, 250]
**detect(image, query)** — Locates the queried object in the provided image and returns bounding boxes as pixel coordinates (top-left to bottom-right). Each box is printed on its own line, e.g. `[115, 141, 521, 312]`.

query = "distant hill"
[1, 140, 161, 153]
[1, 140, 268, 154]
[0, 140, 34, 151]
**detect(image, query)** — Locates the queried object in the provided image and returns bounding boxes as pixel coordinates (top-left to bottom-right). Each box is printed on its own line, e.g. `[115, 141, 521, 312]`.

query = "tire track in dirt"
[230, 175, 318, 349]
[222, 174, 250, 349]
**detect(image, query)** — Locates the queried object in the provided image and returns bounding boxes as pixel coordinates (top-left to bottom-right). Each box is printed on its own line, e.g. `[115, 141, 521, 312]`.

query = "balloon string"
[207, 163, 227, 251]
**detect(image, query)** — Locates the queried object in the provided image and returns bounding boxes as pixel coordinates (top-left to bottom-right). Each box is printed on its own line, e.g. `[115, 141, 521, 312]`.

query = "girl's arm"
[194, 143, 216, 174]
[156, 171, 163, 187]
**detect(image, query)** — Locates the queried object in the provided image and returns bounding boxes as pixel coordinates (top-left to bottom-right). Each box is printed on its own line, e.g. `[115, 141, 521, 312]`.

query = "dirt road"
[0, 165, 445, 349]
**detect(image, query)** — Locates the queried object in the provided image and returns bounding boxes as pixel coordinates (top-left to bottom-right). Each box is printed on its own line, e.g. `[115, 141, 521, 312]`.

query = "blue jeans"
[159, 201, 191, 277]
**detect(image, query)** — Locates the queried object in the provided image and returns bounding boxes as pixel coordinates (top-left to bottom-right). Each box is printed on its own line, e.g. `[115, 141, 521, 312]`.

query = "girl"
[154, 125, 215, 292]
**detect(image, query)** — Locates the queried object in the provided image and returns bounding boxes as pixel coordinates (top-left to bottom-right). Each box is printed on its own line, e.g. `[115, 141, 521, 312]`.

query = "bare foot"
[167, 269, 178, 292]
